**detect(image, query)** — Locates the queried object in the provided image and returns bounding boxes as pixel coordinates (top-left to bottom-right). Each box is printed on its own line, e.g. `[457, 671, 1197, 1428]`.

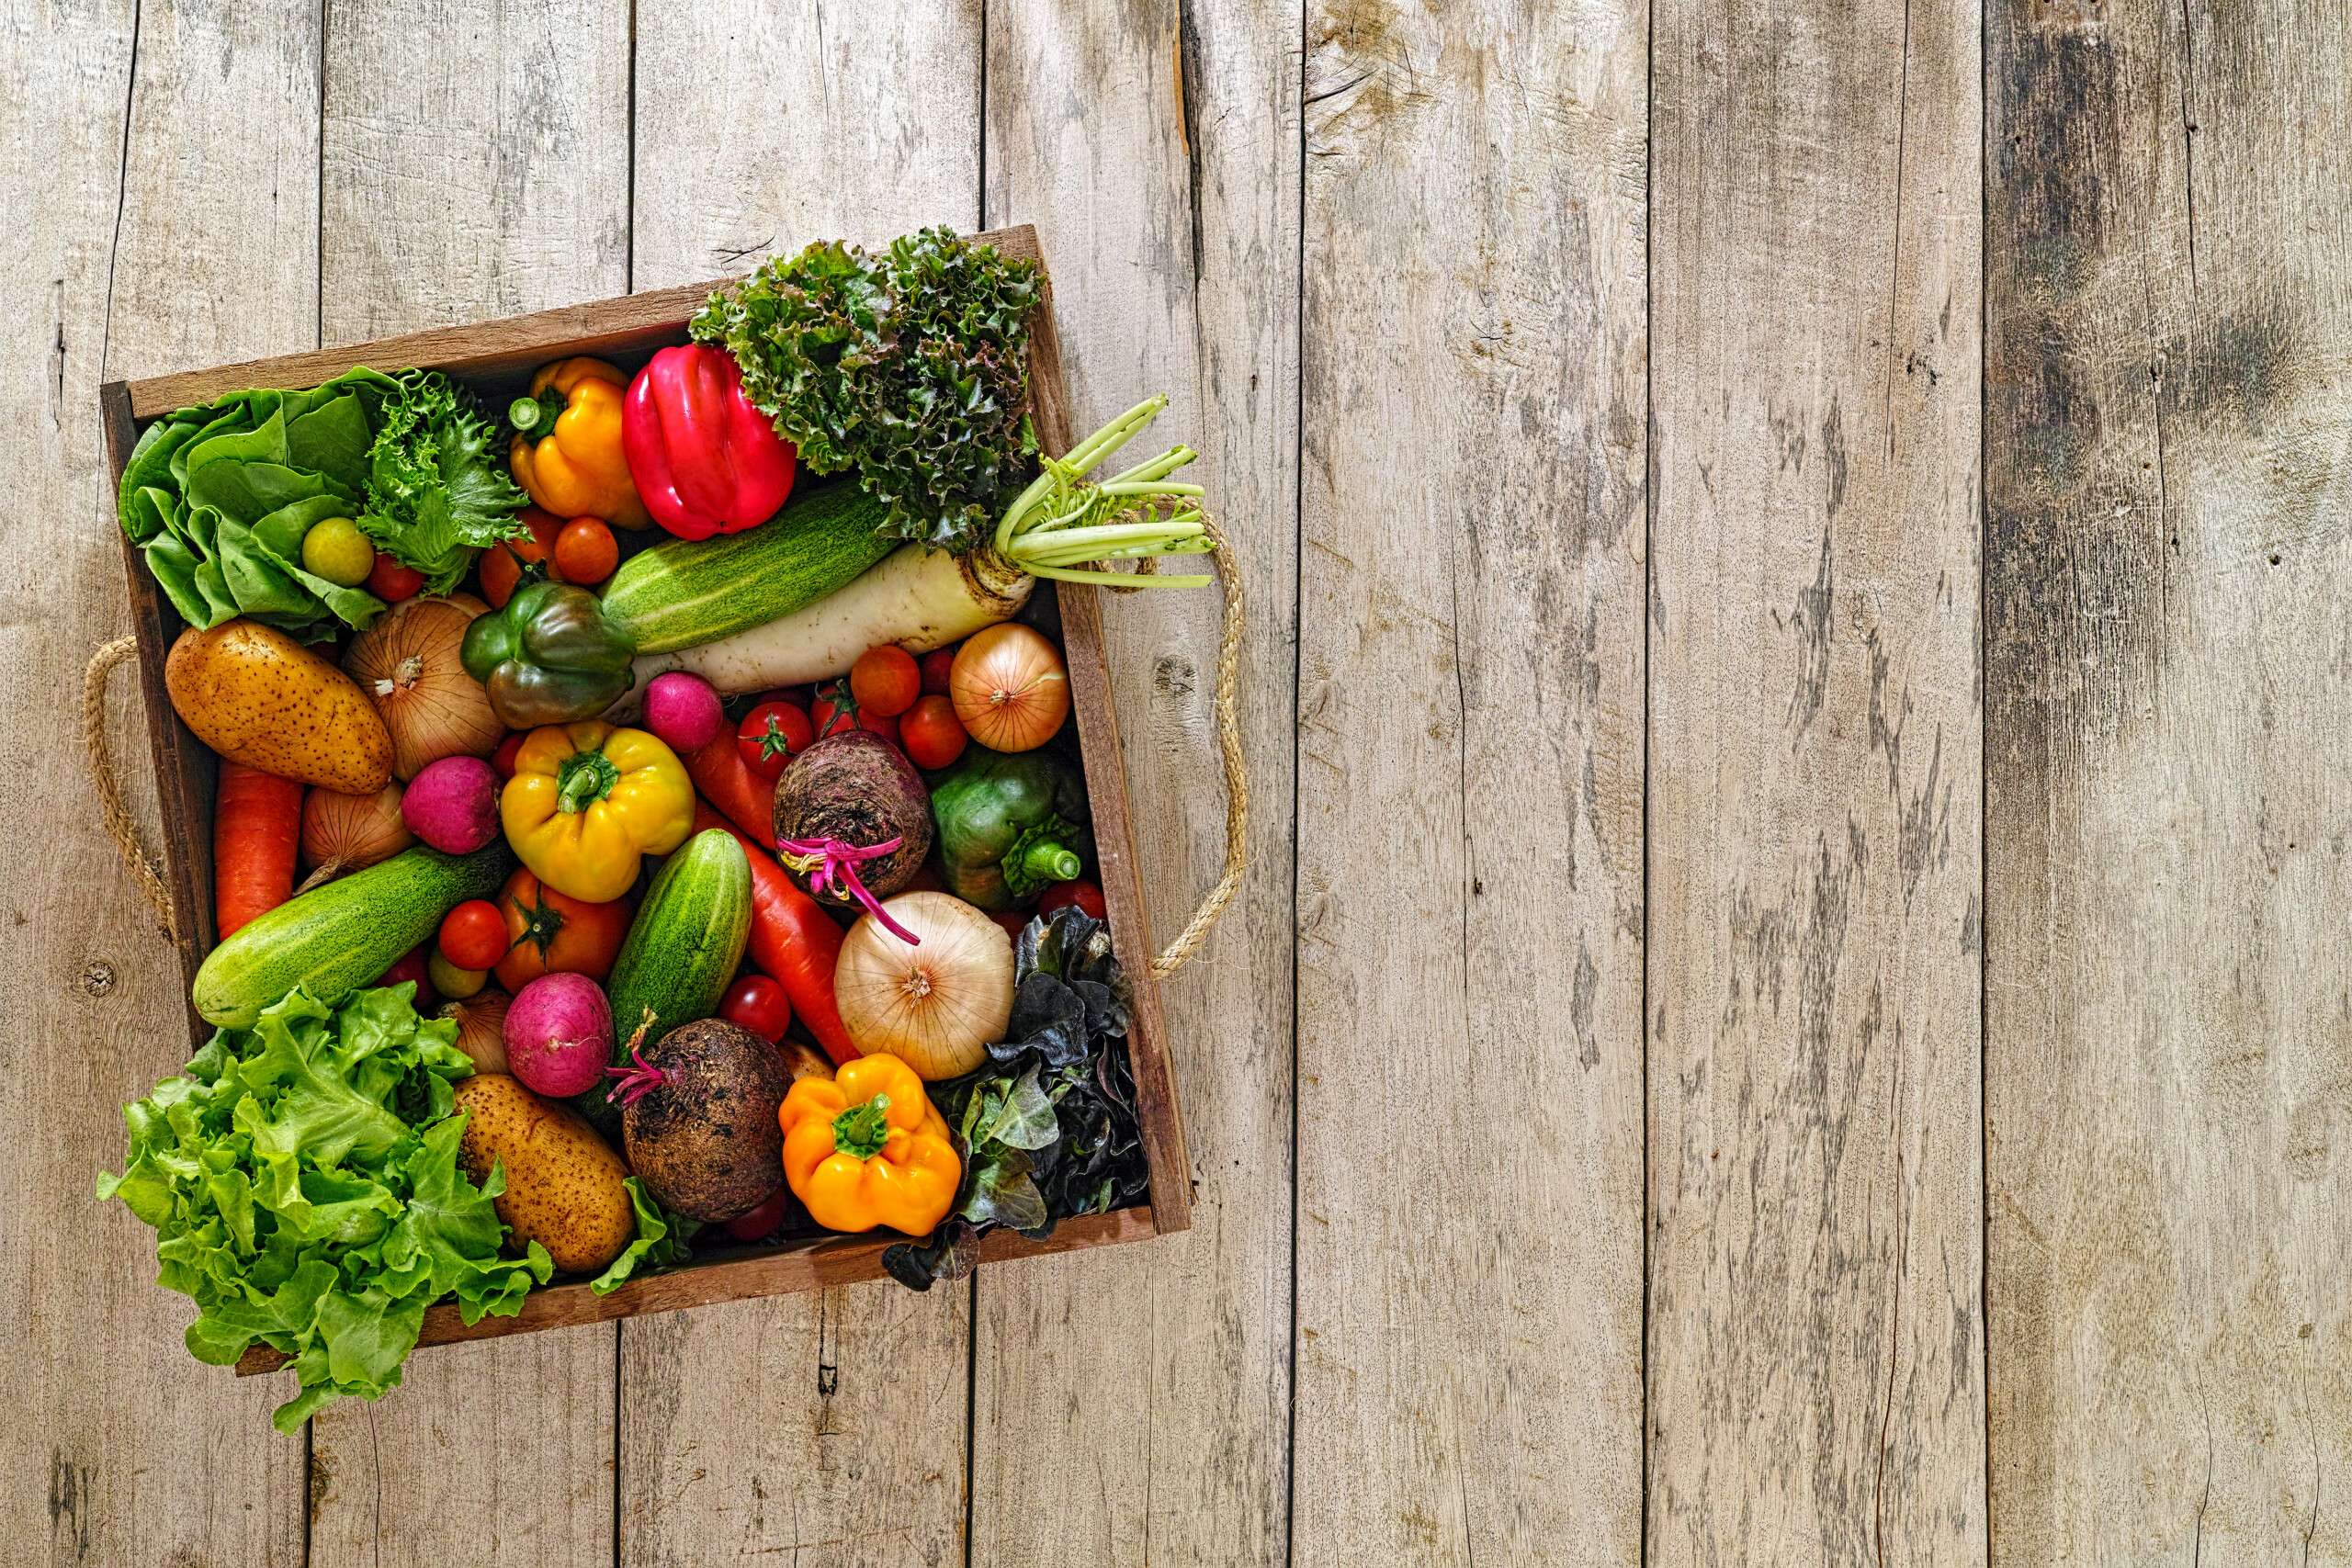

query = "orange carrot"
[214, 763, 304, 937]
[682, 730, 779, 845]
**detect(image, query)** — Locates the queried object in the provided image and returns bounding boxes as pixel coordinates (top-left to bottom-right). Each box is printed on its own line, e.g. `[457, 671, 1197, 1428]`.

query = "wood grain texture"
[7, 1, 320, 1562]
[1295, 1, 1648, 1562]
[304, 12, 632, 1562]
[1648, 0, 1987, 1556]
[618, 10, 983, 1563]
[969, 1, 1296, 1562]
[1985, 0, 2352, 1560]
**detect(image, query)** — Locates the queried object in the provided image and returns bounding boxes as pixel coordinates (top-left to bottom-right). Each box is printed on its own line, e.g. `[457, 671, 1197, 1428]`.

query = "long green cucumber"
[600, 485, 899, 655]
[192, 843, 517, 1028]
[581, 829, 752, 1136]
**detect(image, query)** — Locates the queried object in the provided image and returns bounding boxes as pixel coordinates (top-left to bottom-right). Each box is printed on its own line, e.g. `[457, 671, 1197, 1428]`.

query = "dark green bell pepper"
[459, 580, 637, 728]
[929, 746, 1093, 910]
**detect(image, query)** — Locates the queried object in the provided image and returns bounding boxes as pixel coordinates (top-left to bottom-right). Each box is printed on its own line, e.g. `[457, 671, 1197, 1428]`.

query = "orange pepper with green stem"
[509, 358, 652, 528]
[778, 1054, 961, 1235]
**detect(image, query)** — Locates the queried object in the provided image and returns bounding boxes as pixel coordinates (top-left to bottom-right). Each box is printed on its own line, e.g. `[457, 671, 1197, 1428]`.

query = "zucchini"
[583, 829, 752, 1136]
[600, 485, 899, 655]
[192, 843, 517, 1028]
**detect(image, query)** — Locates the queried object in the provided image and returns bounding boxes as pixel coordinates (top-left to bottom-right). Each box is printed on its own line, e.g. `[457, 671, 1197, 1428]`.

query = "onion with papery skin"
[344, 592, 505, 779]
[297, 782, 413, 891]
[948, 623, 1069, 753]
[832, 891, 1016, 1080]
[441, 987, 512, 1074]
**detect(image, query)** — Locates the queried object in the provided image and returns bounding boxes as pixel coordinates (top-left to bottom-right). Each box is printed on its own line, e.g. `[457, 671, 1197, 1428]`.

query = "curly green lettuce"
[97, 985, 550, 1432]
[355, 368, 530, 592]
[690, 227, 1040, 553]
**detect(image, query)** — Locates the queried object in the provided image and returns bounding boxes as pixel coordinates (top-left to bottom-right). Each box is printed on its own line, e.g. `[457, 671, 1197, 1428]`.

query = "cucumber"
[192, 843, 517, 1028]
[582, 829, 752, 1136]
[600, 484, 899, 655]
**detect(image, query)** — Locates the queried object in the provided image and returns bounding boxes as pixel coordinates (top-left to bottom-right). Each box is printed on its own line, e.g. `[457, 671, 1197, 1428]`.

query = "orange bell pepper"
[508, 358, 652, 529]
[779, 1055, 961, 1235]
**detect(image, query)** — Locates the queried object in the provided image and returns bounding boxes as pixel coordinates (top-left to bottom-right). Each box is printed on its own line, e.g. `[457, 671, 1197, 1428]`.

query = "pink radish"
[401, 755, 501, 853]
[643, 671, 723, 752]
[504, 972, 615, 1098]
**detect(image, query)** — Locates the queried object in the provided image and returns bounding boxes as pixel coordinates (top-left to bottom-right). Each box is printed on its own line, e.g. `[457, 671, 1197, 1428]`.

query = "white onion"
[832, 892, 1016, 1080]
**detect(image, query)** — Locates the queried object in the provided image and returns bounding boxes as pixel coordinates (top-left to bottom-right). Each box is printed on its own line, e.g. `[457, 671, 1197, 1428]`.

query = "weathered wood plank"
[967, 2, 1297, 1562]
[618, 8, 983, 1564]
[1985, 1, 2352, 1560]
[1646, 0, 1986, 1559]
[304, 6, 631, 1562]
[6, 1, 320, 1562]
[1294, 2, 1648, 1562]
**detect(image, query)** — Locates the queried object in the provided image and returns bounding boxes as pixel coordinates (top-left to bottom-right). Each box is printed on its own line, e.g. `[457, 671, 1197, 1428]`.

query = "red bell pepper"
[621, 344, 797, 540]
[692, 803, 859, 1065]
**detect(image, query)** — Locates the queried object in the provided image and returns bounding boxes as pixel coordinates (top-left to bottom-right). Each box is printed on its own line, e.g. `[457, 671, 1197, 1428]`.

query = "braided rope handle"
[84, 636, 178, 938]
[1103, 517, 1248, 979]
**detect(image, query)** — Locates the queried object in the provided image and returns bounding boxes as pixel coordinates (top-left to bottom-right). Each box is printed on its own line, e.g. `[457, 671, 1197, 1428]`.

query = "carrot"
[682, 731, 777, 846]
[692, 803, 858, 1065]
[214, 763, 304, 938]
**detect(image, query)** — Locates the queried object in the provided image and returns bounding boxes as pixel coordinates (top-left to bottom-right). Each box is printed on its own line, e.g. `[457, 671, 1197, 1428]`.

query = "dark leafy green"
[355, 368, 530, 592]
[689, 227, 1040, 553]
[589, 1178, 704, 1295]
[881, 908, 1151, 1291]
[97, 985, 551, 1432]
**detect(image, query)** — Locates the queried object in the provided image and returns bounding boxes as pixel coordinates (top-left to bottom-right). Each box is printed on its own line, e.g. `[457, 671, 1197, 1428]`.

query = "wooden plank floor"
[8, 1, 2345, 1562]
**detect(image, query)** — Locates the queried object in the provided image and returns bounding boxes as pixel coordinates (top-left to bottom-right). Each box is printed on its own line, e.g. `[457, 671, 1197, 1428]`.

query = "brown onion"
[832, 891, 1016, 1080]
[440, 987, 512, 1074]
[344, 593, 505, 779]
[948, 623, 1069, 753]
[298, 782, 413, 890]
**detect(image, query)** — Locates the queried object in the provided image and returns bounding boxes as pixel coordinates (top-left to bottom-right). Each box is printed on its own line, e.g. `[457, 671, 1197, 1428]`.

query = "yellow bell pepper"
[501, 721, 694, 902]
[779, 1054, 961, 1235]
[508, 358, 653, 529]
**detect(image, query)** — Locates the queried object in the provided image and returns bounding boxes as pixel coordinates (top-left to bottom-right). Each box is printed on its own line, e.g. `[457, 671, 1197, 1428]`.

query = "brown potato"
[165, 619, 393, 793]
[453, 1074, 634, 1274]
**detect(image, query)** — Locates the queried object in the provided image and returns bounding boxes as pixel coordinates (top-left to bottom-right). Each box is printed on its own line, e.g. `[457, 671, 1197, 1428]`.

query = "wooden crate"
[96, 226, 1191, 1371]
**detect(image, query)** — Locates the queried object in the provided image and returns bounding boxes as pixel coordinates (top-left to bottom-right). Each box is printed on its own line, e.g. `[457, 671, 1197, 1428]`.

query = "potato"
[452, 1074, 634, 1274]
[165, 619, 393, 793]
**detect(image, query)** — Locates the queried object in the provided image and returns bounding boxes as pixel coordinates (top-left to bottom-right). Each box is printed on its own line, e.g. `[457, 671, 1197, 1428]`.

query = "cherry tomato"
[426, 949, 487, 1000]
[723, 1188, 791, 1243]
[737, 701, 813, 782]
[718, 975, 792, 1044]
[754, 684, 817, 710]
[491, 732, 526, 780]
[552, 516, 619, 584]
[898, 695, 968, 770]
[479, 507, 562, 607]
[989, 909, 1031, 942]
[810, 684, 899, 748]
[919, 647, 956, 696]
[374, 943, 435, 1007]
[1037, 879, 1107, 920]
[438, 898, 513, 970]
[367, 551, 425, 603]
[849, 645, 921, 717]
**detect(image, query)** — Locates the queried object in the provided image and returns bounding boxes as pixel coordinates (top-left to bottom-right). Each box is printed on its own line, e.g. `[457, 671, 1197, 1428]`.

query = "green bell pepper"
[459, 580, 637, 728]
[928, 747, 1093, 910]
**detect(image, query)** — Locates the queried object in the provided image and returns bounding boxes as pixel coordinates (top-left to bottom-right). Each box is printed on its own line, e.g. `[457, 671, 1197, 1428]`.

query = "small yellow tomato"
[302, 516, 376, 587]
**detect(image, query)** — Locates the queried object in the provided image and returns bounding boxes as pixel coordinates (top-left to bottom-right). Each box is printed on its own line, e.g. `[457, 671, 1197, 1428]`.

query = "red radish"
[723, 1188, 791, 1243]
[644, 671, 724, 752]
[214, 763, 303, 937]
[505, 972, 616, 1098]
[401, 755, 501, 852]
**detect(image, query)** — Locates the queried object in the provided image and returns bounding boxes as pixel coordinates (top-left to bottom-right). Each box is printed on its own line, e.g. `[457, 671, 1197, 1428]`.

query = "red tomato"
[919, 647, 956, 696]
[492, 868, 632, 990]
[989, 909, 1031, 942]
[438, 899, 513, 970]
[810, 684, 899, 747]
[723, 1188, 791, 1243]
[755, 684, 817, 710]
[898, 695, 968, 770]
[849, 646, 921, 717]
[718, 975, 792, 1044]
[552, 516, 619, 584]
[491, 732, 526, 780]
[737, 702, 813, 782]
[479, 507, 563, 606]
[367, 552, 425, 603]
[374, 943, 435, 1007]
[1037, 879, 1107, 920]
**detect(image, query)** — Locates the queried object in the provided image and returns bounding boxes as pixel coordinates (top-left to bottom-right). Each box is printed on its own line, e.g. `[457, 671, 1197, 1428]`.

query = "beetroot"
[401, 755, 501, 852]
[616, 1017, 792, 1222]
[505, 972, 614, 1097]
[772, 730, 932, 912]
[644, 671, 723, 752]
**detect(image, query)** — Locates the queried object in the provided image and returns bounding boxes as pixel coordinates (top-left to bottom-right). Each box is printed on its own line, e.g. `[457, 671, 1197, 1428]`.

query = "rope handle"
[1102, 516, 1249, 979]
[84, 636, 178, 939]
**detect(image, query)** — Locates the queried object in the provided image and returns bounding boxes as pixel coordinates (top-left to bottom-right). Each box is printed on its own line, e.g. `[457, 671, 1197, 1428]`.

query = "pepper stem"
[509, 388, 570, 436]
[831, 1093, 894, 1160]
[1001, 817, 1084, 900]
[555, 747, 621, 815]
